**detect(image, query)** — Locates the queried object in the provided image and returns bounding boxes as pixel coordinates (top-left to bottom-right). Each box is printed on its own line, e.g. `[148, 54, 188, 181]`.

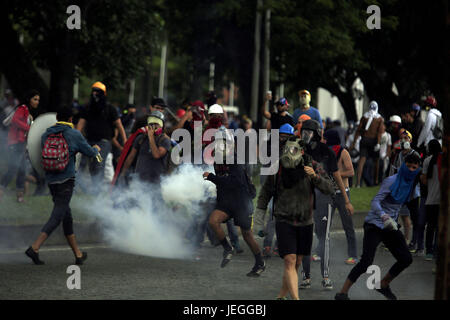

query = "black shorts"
[275, 220, 313, 258]
[215, 199, 253, 231]
[360, 137, 378, 158]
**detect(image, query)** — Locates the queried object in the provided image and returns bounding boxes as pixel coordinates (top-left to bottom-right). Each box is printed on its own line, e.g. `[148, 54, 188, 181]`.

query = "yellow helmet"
[298, 89, 311, 97]
[92, 82, 106, 95]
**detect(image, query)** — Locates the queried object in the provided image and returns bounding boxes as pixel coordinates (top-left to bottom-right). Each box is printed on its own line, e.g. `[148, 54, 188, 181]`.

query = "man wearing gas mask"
[254, 123, 334, 300]
[76, 82, 127, 193]
[389, 130, 421, 247]
[203, 127, 265, 277]
[299, 120, 354, 291]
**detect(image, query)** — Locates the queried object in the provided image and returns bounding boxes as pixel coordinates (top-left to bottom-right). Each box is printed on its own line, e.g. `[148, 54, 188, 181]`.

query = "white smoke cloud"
[75, 164, 216, 260]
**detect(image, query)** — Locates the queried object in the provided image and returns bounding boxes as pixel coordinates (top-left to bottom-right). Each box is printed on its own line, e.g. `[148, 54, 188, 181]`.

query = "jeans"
[1, 143, 26, 192]
[348, 223, 412, 283]
[41, 179, 75, 237]
[331, 191, 357, 258]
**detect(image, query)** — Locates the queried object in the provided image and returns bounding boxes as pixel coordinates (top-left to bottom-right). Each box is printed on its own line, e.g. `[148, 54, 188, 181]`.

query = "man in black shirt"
[299, 120, 354, 291]
[76, 82, 127, 192]
[261, 93, 294, 130]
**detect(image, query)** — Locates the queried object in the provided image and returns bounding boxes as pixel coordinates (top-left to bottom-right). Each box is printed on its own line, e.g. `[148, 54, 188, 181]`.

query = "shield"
[27, 113, 57, 178]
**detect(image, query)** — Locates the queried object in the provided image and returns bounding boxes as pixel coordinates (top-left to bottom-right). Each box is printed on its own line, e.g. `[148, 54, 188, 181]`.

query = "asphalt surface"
[0, 230, 436, 300]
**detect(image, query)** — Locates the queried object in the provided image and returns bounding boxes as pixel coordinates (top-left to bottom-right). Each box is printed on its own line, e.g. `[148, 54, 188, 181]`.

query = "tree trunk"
[434, 0, 449, 300]
[250, 0, 262, 122]
[0, 5, 49, 108]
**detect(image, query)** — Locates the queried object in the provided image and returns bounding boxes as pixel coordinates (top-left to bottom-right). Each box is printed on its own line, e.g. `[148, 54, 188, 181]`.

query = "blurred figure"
[388, 115, 402, 144]
[76, 82, 127, 193]
[294, 114, 311, 137]
[350, 101, 384, 188]
[121, 104, 137, 136]
[293, 90, 323, 130]
[417, 96, 442, 154]
[261, 92, 294, 130]
[0, 89, 19, 153]
[378, 123, 392, 183]
[420, 139, 442, 261]
[402, 103, 424, 151]
[330, 120, 346, 148]
[0, 90, 40, 202]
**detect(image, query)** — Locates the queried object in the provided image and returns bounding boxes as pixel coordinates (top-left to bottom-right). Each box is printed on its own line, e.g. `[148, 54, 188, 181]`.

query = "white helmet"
[389, 115, 401, 124]
[208, 104, 224, 115]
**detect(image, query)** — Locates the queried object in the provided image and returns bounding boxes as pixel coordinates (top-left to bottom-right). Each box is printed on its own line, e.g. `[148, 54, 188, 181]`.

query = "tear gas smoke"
[75, 164, 215, 260]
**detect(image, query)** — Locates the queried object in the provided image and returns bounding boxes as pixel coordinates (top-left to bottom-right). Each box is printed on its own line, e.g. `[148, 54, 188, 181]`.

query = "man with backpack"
[417, 96, 443, 153]
[25, 106, 100, 265]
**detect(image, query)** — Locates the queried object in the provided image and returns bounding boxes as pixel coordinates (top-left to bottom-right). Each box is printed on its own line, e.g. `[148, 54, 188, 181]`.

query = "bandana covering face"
[363, 101, 381, 131]
[389, 163, 420, 204]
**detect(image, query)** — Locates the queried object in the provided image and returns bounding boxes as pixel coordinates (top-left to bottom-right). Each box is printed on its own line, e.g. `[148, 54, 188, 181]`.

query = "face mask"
[280, 139, 304, 169]
[299, 95, 311, 106]
[401, 140, 410, 150]
[209, 117, 223, 129]
[154, 127, 163, 135]
[301, 130, 314, 145]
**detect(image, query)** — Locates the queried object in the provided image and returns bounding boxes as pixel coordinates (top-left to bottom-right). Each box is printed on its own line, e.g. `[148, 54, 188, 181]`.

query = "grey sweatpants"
[302, 189, 357, 279]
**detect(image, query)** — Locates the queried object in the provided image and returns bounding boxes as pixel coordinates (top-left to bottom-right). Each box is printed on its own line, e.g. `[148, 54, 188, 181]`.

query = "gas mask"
[401, 139, 411, 150]
[301, 129, 318, 149]
[280, 138, 304, 169]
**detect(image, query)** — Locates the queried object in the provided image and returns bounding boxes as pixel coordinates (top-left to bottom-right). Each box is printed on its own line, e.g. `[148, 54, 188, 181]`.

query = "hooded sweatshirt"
[417, 108, 442, 147]
[41, 123, 99, 184]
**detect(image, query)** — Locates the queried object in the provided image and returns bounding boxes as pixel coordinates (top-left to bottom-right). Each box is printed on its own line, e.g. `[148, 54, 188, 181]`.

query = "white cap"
[389, 115, 401, 123]
[208, 104, 224, 114]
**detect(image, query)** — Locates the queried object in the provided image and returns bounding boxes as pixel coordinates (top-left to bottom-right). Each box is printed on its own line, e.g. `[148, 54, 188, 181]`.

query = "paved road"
[0, 230, 436, 300]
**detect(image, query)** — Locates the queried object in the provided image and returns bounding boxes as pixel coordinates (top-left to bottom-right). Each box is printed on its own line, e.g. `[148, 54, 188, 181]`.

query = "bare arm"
[148, 128, 168, 159]
[111, 128, 123, 153]
[173, 111, 192, 130]
[121, 147, 137, 177]
[76, 118, 86, 133]
[333, 171, 354, 215]
[114, 119, 127, 144]
[420, 174, 427, 186]
[339, 149, 354, 178]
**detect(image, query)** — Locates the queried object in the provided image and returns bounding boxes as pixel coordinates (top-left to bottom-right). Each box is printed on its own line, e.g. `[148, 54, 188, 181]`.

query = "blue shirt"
[365, 175, 405, 229]
[41, 124, 98, 184]
[293, 107, 323, 128]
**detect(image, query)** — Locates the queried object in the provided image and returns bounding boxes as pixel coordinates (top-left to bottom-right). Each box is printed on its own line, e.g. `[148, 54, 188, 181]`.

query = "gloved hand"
[381, 214, 398, 231]
[374, 144, 381, 152]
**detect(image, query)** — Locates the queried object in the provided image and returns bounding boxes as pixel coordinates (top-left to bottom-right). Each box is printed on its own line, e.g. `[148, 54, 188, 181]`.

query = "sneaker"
[262, 246, 271, 258]
[414, 249, 424, 257]
[276, 296, 288, 300]
[408, 243, 416, 253]
[425, 253, 433, 261]
[345, 257, 357, 265]
[247, 261, 266, 277]
[376, 286, 397, 300]
[221, 249, 234, 268]
[299, 277, 311, 289]
[335, 293, 350, 300]
[322, 278, 333, 290]
[25, 246, 44, 265]
[75, 252, 88, 265]
[312, 254, 321, 262]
